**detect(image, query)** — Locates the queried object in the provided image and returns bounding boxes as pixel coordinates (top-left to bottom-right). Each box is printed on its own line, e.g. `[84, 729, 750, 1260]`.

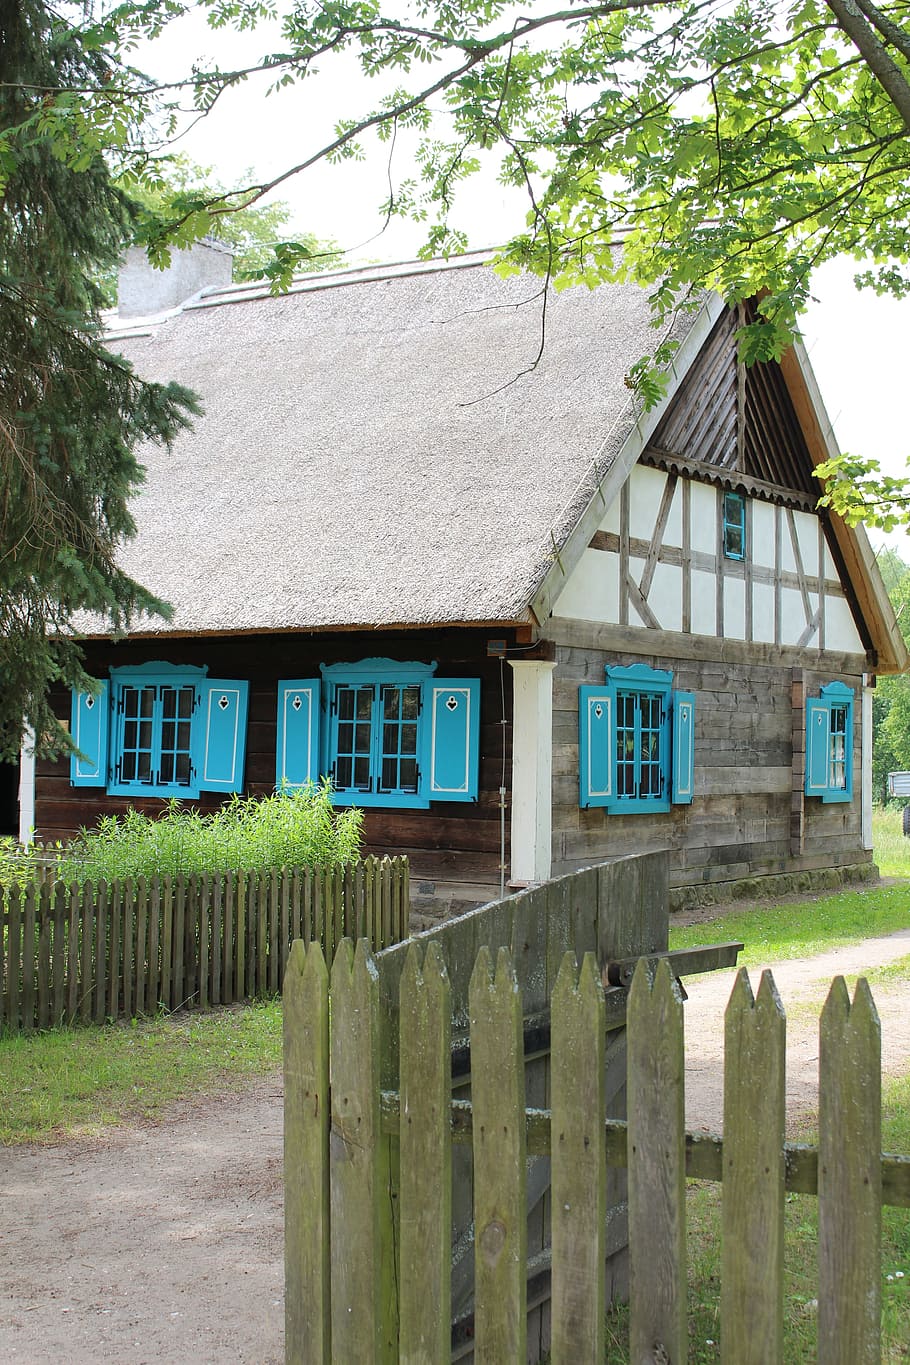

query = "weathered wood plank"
[550, 952, 605, 1365]
[627, 958, 686, 1364]
[818, 976, 882, 1363]
[330, 939, 385, 1364]
[398, 942, 451, 1364]
[22, 885, 36, 1032]
[470, 945, 527, 1364]
[93, 881, 108, 1026]
[721, 970, 786, 1363]
[284, 939, 330, 1365]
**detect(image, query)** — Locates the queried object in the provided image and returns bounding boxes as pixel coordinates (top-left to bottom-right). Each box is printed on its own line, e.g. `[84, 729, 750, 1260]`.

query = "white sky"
[134, 5, 910, 558]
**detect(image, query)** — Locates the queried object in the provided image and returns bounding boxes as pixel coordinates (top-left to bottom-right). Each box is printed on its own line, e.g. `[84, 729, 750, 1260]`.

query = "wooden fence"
[0, 856, 408, 1031]
[284, 938, 910, 1364]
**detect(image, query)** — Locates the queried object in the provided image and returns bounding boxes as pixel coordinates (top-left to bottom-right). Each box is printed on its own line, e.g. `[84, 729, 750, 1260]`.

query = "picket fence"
[284, 937, 910, 1365]
[0, 857, 408, 1031]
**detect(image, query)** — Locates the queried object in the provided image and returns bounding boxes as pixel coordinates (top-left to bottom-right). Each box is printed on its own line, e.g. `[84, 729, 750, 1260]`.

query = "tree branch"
[825, 0, 910, 132]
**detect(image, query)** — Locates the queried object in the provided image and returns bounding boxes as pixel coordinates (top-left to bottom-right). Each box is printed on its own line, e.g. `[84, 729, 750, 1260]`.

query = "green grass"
[873, 806, 910, 879]
[0, 1001, 282, 1145]
[670, 883, 910, 969]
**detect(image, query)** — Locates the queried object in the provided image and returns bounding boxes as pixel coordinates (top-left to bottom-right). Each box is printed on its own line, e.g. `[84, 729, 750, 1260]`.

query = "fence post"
[329, 938, 391, 1363]
[399, 941, 451, 1364]
[550, 950, 606, 1365]
[470, 944, 527, 1364]
[284, 938, 331, 1365]
[721, 969, 786, 1362]
[818, 976, 882, 1363]
[627, 957, 686, 1365]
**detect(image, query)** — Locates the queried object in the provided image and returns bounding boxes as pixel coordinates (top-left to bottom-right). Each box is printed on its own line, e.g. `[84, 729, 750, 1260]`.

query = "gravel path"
[1, 929, 908, 1364]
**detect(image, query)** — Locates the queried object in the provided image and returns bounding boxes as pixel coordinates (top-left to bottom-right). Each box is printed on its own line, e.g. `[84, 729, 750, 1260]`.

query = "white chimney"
[118, 238, 234, 318]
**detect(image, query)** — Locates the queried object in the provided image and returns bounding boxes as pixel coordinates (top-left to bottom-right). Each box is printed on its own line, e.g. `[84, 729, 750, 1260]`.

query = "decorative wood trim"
[619, 479, 630, 629]
[682, 478, 692, 635]
[744, 497, 754, 643]
[818, 517, 826, 651]
[736, 301, 747, 472]
[774, 506, 782, 649]
[529, 295, 727, 630]
[716, 486, 725, 638]
[543, 616, 871, 673]
[627, 575, 661, 631]
[797, 608, 822, 649]
[586, 528, 850, 599]
[786, 508, 813, 626]
[640, 449, 816, 512]
[640, 472, 677, 600]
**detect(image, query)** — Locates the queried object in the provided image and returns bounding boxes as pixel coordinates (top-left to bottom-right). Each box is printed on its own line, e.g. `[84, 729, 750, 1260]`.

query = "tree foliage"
[6, 0, 908, 515]
[114, 154, 342, 300]
[872, 547, 910, 799]
[0, 0, 198, 761]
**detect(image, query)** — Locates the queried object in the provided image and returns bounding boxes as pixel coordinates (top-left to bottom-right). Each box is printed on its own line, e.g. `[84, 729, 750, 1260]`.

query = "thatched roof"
[96, 252, 697, 636]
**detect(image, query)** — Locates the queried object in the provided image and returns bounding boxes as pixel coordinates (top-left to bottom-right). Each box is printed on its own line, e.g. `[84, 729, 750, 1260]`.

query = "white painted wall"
[18, 731, 35, 845]
[862, 677, 873, 850]
[550, 465, 866, 652]
[509, 661, 556, 884]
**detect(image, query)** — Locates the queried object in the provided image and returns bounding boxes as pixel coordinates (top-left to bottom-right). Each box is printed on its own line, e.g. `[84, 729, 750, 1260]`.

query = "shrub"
[56, 783, 363, 883]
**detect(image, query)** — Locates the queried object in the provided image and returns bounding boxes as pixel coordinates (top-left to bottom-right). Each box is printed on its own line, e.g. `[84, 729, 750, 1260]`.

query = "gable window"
[70, 664, 250, 798]
[805, 681, 854, 803]
[579, 664, 695, 812]
[723, 491, 746, 560]
[276, 659, 481, 807]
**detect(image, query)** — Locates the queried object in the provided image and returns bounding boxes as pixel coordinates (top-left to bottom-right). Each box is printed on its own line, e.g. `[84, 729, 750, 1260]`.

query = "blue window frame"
[70, 663, 250, 797]
[277, 660, 481, 808]
[805, 681, 854, 803]
[723, 491, 746, 560]
[579, 664, 695, 812]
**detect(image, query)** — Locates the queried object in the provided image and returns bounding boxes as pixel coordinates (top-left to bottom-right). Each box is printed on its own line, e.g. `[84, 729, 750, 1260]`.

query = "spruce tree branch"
[825, 0, 910, 131]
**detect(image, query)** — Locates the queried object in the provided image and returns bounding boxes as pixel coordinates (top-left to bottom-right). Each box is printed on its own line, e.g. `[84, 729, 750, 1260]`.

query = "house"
[28, 245, 908, 916]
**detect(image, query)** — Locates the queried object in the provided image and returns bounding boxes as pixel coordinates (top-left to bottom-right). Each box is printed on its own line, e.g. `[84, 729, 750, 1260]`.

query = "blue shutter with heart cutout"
[671, 691, 696, 805]
[198, 679, 249, 793]
[276, 680, 322, 789]
[578, 685, 614, 808]
[70, 681, 109, 787]
[426, 678, 480, 801]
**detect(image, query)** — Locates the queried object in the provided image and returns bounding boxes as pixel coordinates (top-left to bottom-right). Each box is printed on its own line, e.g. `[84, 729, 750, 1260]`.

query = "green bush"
[0, 837, 51, 889]
[56, 783, 363, 884]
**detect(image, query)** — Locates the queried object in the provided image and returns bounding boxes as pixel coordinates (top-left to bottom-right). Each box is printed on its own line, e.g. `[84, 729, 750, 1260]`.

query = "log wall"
[548, 624, 871, 898]
[34, 627, 515, 919]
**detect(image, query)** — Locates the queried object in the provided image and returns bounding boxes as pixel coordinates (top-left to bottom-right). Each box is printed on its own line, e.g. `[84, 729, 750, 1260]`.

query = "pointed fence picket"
[284, 936, 910, 1364]
[0, 856, 408, 1031]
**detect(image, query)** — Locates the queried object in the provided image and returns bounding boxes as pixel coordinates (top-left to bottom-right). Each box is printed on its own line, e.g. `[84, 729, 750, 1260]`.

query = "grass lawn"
[0, 1000, 282, 1145]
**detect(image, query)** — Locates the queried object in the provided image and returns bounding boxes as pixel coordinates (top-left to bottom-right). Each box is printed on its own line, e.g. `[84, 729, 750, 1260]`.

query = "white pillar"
[862, 674, 873, 851]
[18, 728, 35, 846]
[509, 660, 556, 885]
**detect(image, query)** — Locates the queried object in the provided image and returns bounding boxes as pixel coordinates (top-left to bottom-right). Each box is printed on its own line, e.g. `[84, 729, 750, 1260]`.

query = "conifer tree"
[0, 0, 198, 761]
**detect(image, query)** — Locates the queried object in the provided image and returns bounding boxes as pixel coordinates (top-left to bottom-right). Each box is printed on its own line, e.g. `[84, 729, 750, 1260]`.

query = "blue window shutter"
[276, 680, 322, 789]
[579, 686, 614, 808]
[198, 679, 250, 793]
[805, 698, 831, 797]
[426, 678, 480, 802]
[70, 682, 109, 787]
[671, 691, 696, 805]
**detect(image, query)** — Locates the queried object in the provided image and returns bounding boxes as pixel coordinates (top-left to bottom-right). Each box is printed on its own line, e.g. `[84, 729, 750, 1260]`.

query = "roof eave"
[529, 293, 727, 627]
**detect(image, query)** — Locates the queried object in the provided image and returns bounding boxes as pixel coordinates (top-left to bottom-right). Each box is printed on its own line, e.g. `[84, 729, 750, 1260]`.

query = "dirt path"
[1, 931, 908, 1364]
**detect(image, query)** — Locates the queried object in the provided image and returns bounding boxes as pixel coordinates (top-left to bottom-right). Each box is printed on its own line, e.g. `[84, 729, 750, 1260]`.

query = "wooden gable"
[647, 305, 816, 500]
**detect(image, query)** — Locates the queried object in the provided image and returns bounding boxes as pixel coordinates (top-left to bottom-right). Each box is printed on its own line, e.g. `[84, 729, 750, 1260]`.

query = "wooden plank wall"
[551, 641, 870, 894]
[34, 627, 514, 915]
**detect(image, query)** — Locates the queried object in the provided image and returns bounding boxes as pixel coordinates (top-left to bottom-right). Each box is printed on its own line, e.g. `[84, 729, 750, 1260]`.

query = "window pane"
[159, 685, 194, 788]
[120, 685, 155, 785]
[335, 686, 373, 791]
[378, 684, 420, 793]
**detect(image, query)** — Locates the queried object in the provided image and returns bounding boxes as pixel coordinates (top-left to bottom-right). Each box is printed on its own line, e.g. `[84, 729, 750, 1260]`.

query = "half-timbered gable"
[26, 250, 906, 916]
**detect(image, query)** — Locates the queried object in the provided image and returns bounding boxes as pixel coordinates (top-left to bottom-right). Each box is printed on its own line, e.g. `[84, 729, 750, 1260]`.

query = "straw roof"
[94, 253, 698, 637]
